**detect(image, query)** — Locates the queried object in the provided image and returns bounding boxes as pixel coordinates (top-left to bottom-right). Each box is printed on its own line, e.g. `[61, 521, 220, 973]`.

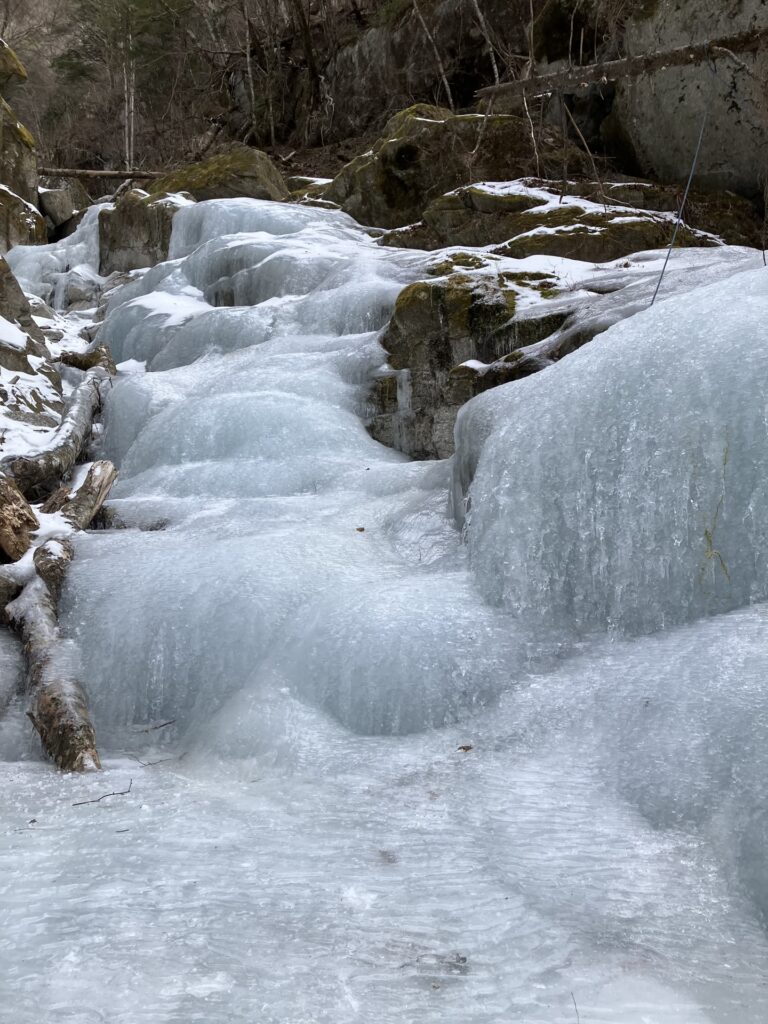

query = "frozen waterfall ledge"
[1, 462, 117, 771]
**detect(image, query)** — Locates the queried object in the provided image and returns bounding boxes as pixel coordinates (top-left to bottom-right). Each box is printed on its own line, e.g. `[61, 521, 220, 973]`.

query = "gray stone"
[368, 268, 566, 459]
[610, 0, 768, 197]
[39, 178, 92, 228]
[0, 186, 45, 254]
[99, 189, 193, 275]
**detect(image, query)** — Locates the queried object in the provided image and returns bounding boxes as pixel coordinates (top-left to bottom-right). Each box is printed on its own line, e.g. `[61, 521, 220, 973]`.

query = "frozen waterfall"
[1, 198, 768, 1024]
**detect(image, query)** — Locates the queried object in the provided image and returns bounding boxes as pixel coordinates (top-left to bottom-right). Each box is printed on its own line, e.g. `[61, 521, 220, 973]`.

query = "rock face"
[99, 189, 194, 275]
[149, 144, 288, 202]
[0, 96, 37, 207]
[368, 262, 567, 459]
[325, 105, 589, 228]
[611, 0, 768, 197]
[0, 40, 43, 253]
[0, 40, 27, 92]
[381, 179, 722, 260]
[0, 185, 46, 252]
[315, 0, 529, 140]
[0, 256, 45, 341]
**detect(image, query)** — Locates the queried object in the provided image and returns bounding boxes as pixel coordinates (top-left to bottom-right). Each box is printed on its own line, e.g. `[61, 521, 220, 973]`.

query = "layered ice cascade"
[2, 198, 768, 1024]
[455, 269, 768, 636]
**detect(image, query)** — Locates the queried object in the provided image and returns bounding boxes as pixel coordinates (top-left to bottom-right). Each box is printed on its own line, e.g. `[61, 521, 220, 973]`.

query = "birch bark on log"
[1, 461, 118, 771]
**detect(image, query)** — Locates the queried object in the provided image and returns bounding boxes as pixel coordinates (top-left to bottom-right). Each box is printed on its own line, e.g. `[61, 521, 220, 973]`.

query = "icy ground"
[2, 200, 768, 1023]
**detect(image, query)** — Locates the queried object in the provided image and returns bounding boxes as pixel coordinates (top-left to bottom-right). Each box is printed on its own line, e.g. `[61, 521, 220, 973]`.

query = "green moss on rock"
[0, 41, 27, 92]
[326, 108, 589, 229]
[150, 144, 288, 202]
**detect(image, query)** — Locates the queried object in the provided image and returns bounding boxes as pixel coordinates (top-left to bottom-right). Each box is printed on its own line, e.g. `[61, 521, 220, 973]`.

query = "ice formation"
[1, 197, 768, 1023]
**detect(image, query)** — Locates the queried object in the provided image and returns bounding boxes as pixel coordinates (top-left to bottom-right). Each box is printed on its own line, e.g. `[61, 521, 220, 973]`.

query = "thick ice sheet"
[2, 197, 767, 1023]
[455, 267, 768, 636]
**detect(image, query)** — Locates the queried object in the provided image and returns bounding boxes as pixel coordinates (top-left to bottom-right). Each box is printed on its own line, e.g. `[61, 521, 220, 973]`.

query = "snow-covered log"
[42, 460, 119, 529]
[6, 546, 100, 772]
[2, 460, 118, 771]
[1, 367, 108, 498]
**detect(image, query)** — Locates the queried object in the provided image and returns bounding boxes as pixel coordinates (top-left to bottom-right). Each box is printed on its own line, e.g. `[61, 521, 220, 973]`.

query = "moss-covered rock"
[368, 270, 567, 459]
[325, 106, 589, 229]
[99, 189, 194, 274]
[150, 144, 288, 202]
[574, 180, 762, 248]
[383, 180, 719, 261]
[0, 97, 37, 206]
[0, 40, 27, 94]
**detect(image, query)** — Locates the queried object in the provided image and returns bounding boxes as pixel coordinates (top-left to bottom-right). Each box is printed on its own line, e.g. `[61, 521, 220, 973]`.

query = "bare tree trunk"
[412, 0, 454, 110]
[285, 0, 320, 100]
[468, 0, 499, 85]
[242, 0, 258, 142]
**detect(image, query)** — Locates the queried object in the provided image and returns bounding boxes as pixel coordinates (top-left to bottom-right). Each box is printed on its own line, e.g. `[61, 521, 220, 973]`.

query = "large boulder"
[609, 0, 768, 197]
[0, 185, 46, 253]
[325, 104, 590, 229]
[99, 189, 194, 275]
[39, 177, 92, 229]
[0, 256, 44, 341]
[368, 261, 567, 459]
[381, 179, 719, 261]
[149, 144, 288, 202]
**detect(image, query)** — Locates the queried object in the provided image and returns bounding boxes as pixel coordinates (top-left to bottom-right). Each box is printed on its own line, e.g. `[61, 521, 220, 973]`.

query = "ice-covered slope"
[454, 266, 768, 635]
[2, 198, 768, 1023]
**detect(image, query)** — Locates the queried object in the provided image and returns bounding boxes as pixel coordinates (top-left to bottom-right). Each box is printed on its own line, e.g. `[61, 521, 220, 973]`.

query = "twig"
[72, 779, 133, 806]
[133, 718, 176, 733]
[650, 108, 708, 306]
[128, 753, 177, 768]
[571, 991, 581, 1024]
[562, 101, 607, 210]
[523, 0, 541, 177]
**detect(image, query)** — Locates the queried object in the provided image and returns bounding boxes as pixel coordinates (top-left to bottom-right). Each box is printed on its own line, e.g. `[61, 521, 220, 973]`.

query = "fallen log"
[39, 167, 166, 180]
[477, 26, 768, 100]
[2, 460, 118, 771]
[59, 346, 117, 375]
[1, 367, 108, 498]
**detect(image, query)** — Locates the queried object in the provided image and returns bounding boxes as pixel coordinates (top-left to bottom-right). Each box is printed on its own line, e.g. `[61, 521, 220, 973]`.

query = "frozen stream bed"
[2, 200, 768, 1023]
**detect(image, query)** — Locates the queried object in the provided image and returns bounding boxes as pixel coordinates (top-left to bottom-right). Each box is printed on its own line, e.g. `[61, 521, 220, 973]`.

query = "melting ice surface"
[2, 199, 768, 1023]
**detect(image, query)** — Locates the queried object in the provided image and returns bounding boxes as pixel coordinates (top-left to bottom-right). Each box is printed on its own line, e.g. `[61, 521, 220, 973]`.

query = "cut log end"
[27, 695, 101, 772]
